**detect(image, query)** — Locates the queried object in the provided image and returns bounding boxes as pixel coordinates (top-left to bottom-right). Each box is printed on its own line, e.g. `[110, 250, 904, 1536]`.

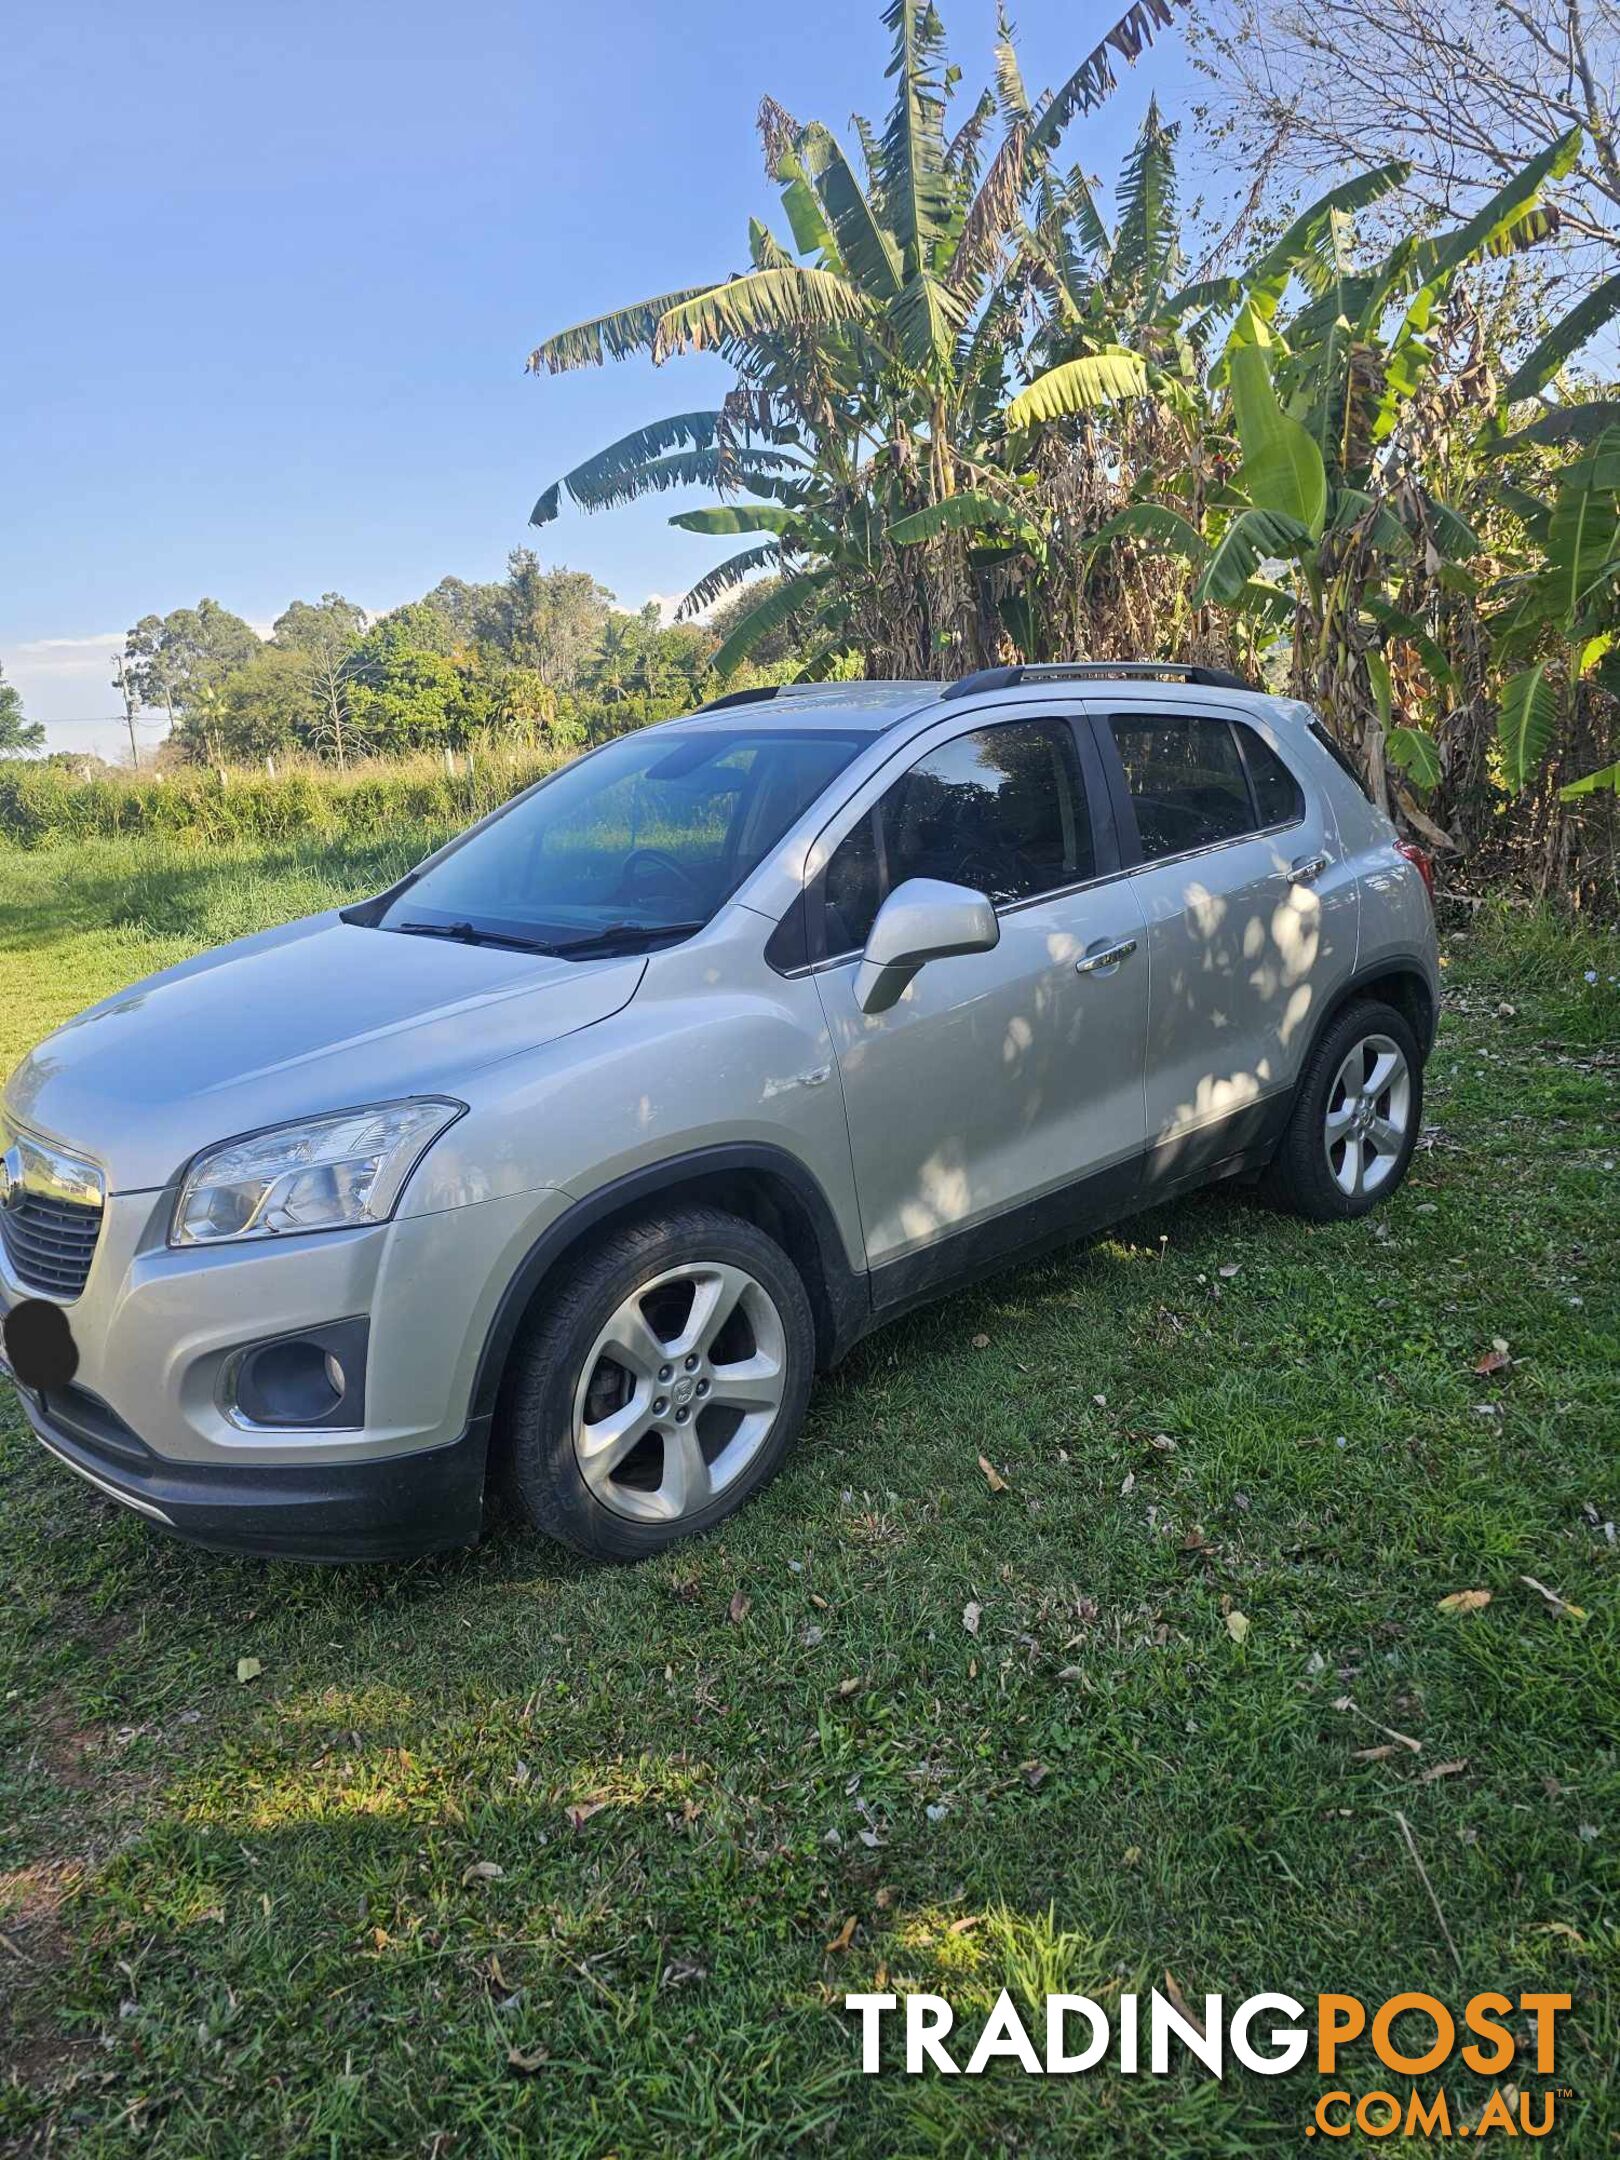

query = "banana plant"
[524, 0, 1196, 679]
[1075, 140, 1580, 806]
[1489, 428, 1620, 796]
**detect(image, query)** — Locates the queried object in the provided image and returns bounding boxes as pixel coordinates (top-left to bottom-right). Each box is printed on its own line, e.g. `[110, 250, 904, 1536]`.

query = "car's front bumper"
[1, 1179, 572, 1559]
[10, 1371, 490, 1559]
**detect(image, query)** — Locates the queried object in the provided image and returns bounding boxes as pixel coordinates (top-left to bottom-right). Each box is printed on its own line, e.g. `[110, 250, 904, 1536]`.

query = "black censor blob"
[3, 1299, 80, 1391]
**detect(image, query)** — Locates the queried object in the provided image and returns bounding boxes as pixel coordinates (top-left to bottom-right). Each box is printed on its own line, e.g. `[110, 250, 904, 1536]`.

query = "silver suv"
[1, 664, 1438, 1562]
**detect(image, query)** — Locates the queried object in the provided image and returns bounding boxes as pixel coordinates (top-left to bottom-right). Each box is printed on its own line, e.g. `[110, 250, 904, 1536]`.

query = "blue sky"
[2, 0, 1209, 757]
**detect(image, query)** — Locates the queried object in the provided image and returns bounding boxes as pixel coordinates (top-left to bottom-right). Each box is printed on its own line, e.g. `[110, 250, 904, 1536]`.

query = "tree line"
[92, 555, 801, 771]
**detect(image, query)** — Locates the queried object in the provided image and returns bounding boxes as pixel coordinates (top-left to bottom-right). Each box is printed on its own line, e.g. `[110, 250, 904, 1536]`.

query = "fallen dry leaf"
[1420, 1760, 1469, 1785]
[1354, 1744, 1397, 1761]
[1521, 1575, 1587, 1621]
[728, 1589, 752, 1625]
[565, 1799, 609, 1829]
[962, 1601, 983, 1637]
[1224, 1611, 1251, 1645]
[826, 1915, 857, 1954]
[1436, 1589, 1492, 1615]
[235, 1657, 263, 1685]
[949, 1914, 983, 1936]
[833, 1676, 861, 1698]
[507, 2044, 548, 2075]
[976, 1455, 1008, 1495]
[1163, 1972, 1205, 2038]
[1333, 1696, 1422, 1753]
[461, 1860, 504, 1886]
[874, 1886, 895, 1909]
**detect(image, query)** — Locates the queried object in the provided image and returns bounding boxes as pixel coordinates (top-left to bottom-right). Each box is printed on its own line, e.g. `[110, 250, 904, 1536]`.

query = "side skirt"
[859, 1092, 1292, 1338]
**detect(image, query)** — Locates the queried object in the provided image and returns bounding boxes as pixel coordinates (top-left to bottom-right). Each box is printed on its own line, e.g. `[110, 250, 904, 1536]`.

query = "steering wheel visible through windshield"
[369, 725, 869, 958]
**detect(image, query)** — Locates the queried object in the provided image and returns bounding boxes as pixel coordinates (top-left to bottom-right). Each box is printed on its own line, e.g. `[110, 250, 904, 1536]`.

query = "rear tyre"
[1263, 999, 1423, 1222]
[499, 1206, 815, 1559]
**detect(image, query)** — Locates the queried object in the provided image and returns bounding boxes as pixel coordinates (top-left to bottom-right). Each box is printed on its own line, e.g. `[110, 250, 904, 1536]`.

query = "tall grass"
[0, 746, 569, 848]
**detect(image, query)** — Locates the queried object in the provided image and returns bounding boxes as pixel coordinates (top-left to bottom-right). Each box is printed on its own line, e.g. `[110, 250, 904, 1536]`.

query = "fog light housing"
[222, 1318, 368, 1430]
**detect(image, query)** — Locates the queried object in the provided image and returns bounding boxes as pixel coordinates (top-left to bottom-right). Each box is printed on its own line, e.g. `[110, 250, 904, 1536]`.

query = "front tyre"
[1264, 999, 1423, 1222]
[499, 1206, 815, 1558]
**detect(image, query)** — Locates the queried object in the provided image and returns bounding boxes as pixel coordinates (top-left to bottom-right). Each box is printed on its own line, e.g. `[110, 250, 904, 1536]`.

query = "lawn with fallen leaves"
[1, 834, 1616, 2156]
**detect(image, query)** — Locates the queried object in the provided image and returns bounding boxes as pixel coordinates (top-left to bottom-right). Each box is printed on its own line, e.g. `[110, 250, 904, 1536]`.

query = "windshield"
[372, 726, 868, 956]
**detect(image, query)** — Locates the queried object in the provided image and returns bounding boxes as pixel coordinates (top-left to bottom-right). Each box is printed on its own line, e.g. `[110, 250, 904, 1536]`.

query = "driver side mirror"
[854, 878, 1000, 1015]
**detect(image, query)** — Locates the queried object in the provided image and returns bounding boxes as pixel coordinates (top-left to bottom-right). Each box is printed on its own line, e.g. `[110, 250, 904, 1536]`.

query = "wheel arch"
[469, 1145, 868, 1438]
[1312, 961, 1437, 1067]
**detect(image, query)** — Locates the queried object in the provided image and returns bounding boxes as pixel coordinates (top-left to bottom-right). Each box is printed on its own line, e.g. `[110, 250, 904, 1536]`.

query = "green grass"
[1, 837, 1617, 2156]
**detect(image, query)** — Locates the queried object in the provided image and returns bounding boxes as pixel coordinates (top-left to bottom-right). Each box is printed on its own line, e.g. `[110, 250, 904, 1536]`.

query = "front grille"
[1, 1191, 103, 1298]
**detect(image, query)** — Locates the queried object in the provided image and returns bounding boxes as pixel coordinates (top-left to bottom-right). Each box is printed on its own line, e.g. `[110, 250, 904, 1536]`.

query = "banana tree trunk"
[1293, 586, 1393, 817]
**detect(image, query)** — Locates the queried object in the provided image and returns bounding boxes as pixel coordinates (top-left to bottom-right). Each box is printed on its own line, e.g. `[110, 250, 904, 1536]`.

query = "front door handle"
[1075, 936, 1138, 977]
[1286, 852, 1329, 886]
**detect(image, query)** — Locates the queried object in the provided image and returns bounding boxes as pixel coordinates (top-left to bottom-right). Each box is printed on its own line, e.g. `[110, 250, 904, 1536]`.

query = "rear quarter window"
[1236, 725, 1305, 828]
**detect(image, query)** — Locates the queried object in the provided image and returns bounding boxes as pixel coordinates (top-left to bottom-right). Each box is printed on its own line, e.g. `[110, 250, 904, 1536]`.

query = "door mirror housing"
[854, 878, 1000, 1014]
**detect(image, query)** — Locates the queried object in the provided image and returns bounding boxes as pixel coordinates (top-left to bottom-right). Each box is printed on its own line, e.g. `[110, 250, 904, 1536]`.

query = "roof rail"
[697, 685, 783, 713]
[940, 660, 1256, 700]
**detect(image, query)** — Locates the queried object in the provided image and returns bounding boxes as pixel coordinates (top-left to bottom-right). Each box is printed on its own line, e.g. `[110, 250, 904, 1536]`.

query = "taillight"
[1395, 838, 1435, 903]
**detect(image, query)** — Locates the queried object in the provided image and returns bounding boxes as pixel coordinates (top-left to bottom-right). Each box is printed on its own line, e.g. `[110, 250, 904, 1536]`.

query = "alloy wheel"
[1323, 1032, 1412, 1199]
[570, 1261, 788, 1524]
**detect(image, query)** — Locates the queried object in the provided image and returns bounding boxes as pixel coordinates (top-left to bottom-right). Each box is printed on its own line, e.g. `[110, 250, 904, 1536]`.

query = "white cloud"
[8, 630, 124, 675]
[4, 632, 139, 760]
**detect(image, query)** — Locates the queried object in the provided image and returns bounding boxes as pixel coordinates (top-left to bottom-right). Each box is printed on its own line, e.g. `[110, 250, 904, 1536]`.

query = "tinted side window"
[823, 809, 882, 958]
[822, 721, 1093, 956]
[1238, 726, 1305, 828]
[1109, 714, 1253, 861]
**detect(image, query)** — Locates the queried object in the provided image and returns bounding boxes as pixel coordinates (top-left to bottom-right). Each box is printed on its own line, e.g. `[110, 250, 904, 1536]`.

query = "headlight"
[171, 1099, 463, 1247]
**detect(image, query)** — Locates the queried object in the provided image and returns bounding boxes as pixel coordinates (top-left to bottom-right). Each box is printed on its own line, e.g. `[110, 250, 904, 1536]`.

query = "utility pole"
[112, 651, 141, 771]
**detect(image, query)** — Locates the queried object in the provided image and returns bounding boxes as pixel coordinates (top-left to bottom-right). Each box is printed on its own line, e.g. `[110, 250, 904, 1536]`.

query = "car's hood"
[5, 911, 645, 1192]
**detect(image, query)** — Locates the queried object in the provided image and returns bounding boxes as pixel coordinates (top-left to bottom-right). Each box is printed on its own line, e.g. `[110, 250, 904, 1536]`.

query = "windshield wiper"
[390, 919, 555, 953]
[543, 920, 707, 957]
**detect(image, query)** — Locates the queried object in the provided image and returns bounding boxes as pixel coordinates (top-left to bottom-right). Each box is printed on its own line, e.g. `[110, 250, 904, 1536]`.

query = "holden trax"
[0, 662, 1439, 1560]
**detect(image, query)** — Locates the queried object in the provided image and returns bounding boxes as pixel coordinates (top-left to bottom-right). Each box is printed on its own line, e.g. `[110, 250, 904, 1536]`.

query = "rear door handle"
[1075, 936, 1138, 977]
[1286, 853, 1329, 886]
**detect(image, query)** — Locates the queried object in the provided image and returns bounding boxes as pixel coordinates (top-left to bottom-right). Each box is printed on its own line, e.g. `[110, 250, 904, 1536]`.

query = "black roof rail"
[696, 685, 783, 713]
[941, 660, 1257, 699]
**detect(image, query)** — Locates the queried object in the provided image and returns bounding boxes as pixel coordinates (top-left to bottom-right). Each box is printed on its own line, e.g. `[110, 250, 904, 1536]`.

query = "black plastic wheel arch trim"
[468, 1143, 868, 1425]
